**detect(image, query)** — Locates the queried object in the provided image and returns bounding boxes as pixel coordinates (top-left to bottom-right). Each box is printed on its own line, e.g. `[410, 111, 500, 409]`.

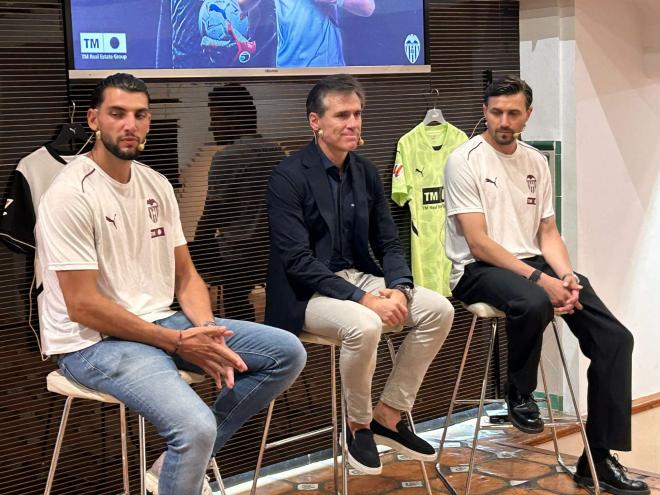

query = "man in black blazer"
[266, 74, 455, 474]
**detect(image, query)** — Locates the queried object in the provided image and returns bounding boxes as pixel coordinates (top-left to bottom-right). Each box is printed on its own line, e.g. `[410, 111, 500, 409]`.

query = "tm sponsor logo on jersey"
[404, 34, 421, 64]
[80, 33, 127, 61]
[422, 186, 444, 205]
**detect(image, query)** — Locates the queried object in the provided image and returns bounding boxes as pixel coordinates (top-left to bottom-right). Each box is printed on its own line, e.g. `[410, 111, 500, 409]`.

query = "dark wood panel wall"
[0, 1, 518, 493]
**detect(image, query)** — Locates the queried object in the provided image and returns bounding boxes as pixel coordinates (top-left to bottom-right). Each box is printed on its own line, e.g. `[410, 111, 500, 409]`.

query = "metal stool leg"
[44, 397, 74, 495]
[435, 313, 479, 482]
[139, 414, 147, 495]
[119, 403, 130, 495]
[250, 400, 276, 495]
[340, 382, 349, 495]
[384, 335, 432, 495]
[330, 344, 340, 495]
[551, 320, 600, 494]
[539, 354, 562, 462]
[464, 318, 498, 495]
[209, 457, 226, 495]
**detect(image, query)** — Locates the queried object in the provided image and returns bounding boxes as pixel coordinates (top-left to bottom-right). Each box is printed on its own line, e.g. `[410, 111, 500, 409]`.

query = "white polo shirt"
[444, 136, 554, 289]
[36, 155, 187, 355]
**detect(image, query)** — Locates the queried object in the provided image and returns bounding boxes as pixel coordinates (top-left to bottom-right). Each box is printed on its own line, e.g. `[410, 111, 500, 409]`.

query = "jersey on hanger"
[392, 122, 468, 296]
[1, 145, 73, 254]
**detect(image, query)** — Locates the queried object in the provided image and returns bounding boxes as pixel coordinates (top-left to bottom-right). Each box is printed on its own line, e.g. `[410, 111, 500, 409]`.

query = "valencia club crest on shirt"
[146, 198, 159, 223]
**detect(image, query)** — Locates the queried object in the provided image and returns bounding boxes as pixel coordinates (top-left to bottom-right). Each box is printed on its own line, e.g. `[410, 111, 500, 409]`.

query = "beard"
[491, 128, 517, 145]
[101, 132, 141, 160]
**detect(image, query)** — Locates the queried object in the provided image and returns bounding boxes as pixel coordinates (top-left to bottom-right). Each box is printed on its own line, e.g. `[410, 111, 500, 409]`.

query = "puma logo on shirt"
[485, 177, 498, 188]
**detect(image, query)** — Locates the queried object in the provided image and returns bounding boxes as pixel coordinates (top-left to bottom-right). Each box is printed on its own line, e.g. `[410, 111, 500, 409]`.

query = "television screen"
[68, 0, 426, 72]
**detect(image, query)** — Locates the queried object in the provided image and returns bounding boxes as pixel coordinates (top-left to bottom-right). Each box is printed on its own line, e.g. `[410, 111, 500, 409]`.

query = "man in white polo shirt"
[444, 75, 648, 495]
[36, 73, 305, 495]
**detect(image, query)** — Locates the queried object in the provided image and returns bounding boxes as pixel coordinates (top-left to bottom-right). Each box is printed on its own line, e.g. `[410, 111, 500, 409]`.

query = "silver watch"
[393, 284, 414, 303]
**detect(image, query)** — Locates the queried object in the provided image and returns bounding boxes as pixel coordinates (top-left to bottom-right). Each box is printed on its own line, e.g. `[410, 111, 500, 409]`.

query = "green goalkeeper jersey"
[392, 122, 468, 295]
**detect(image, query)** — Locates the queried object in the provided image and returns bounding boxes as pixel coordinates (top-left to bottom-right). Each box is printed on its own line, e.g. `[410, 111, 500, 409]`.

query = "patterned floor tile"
[476, 458, 553, 479]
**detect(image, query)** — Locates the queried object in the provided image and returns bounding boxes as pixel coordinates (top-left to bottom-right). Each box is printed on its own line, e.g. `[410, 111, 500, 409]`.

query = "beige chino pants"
[304, 269, 454, 424]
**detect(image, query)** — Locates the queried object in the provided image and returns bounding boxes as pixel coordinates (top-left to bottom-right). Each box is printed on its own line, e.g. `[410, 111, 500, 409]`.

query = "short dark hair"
[306, 74, 365, 117]
[90, 73, 150, 109]
[483, 75, 533, 108]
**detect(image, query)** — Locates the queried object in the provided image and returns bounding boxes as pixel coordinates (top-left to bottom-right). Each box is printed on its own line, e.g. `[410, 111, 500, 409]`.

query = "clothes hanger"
[50, 101, 90, 154]
[422, 89, 446, 126]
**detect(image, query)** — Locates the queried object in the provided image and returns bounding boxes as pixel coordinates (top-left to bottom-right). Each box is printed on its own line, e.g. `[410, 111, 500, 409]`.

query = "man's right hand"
[537, 273, 576, 313]
[359, 292, 407, 327]
[177, 326, 248, 390]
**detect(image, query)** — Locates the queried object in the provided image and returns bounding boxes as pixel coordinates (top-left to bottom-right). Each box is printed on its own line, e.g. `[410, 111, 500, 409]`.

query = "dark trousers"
[453, 255, 633, 451]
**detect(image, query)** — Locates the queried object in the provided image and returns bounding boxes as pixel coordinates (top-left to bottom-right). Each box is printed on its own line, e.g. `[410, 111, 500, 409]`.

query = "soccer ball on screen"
[198, 0, 251, 64]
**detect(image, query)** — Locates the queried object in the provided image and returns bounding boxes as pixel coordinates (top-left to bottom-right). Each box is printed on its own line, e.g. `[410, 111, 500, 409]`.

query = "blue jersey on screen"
[171, 0, 207, 68]
[275, 0, 344, 67]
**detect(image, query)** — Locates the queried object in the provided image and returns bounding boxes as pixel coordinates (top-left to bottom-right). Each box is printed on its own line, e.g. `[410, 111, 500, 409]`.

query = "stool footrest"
[265, 425, 334, 450]
[454, 399, 505, 405]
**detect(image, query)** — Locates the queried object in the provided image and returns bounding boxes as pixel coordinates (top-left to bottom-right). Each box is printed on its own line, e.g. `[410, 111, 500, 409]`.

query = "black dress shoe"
[371, 419, 436, 462]
[504, 389, 544, 434]
[346, 428, 382, 475]
[574, 453, 650, 495]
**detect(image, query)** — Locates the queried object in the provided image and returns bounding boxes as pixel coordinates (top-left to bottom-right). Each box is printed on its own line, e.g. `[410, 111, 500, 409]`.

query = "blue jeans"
[58, 312, 306, 495]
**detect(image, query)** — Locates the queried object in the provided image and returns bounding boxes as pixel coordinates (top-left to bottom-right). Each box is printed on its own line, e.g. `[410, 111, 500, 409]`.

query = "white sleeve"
[167, 183, 187, 247]
[37, 188, 98, 271]
[444, 152, 484, 216]
[540, 162, 555, 219]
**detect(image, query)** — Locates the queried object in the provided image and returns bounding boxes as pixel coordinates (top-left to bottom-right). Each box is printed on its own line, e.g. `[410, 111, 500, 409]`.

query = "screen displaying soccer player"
[68, 0, 425, 70]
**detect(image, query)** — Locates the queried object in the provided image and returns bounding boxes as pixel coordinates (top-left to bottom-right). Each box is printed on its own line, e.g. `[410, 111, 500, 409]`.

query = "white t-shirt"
[444, 135, 554, 289]
[36, 155, 187, 355]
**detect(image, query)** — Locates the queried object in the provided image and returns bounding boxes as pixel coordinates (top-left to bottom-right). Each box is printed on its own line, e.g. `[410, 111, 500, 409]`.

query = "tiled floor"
[537, 407, 660, 474]
[224, 416, 660, 495]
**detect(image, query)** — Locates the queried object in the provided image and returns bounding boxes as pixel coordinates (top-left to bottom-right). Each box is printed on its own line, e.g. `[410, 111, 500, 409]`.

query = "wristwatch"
[528, 269, 542, 284]
[392, 283, 414, 304]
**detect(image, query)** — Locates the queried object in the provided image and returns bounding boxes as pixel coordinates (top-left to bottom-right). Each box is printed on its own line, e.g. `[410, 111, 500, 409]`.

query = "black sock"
[587, 447, 610, 462]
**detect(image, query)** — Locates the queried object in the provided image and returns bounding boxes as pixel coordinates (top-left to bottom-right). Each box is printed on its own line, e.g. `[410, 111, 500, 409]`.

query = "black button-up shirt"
[318, 146, 412, 302]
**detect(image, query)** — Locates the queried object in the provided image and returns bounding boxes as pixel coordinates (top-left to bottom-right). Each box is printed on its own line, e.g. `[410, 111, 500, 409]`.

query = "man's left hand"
[562, 274, 583, 311]
[378, 288, 409, 320]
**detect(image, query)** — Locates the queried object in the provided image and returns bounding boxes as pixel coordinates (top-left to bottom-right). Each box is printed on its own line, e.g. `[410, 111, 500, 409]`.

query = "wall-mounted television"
[66, 0, 429, 79]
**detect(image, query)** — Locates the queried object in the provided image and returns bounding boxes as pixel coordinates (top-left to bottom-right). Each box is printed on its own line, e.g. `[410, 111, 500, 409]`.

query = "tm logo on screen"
[80, 33, 127, 60]
[404, 34, 421, 64]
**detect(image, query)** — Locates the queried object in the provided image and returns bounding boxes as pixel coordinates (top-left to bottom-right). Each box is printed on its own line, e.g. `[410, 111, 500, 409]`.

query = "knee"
[343, 312, 382, 349]
[280, 331, 307, 376]
[418, 290, 455, 332]
[614, 326, 634, 355]
[171, 407, 216, 454]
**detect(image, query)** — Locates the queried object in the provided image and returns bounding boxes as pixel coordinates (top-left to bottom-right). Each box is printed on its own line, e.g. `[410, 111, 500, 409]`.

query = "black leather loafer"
[574, 453, 650, 495]
[504, 390, 544, 434]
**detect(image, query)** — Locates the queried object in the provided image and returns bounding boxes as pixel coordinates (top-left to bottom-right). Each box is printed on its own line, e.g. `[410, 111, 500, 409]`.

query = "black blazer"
[265, 142, 411, 335]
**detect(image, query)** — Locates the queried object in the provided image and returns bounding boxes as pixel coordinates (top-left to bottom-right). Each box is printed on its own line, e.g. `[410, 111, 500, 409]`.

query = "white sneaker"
[144, 460, 214, 495]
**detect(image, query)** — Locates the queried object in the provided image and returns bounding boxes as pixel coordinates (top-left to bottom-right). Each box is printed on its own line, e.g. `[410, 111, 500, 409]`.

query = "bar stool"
[435, 302, 601, 495]
[251, 330, 433, 495]
[44, 369, 226, 495]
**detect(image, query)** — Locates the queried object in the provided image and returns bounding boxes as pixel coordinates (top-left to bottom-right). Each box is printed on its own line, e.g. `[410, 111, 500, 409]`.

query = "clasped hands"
[176, 325, 247, 391]
[539, 273, 583, 314]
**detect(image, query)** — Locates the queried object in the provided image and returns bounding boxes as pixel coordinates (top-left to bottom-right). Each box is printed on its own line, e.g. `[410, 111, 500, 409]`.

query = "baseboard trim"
[516, 391, 660, 447]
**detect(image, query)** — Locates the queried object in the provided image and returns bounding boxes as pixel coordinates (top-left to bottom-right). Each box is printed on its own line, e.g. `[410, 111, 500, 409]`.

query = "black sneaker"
[346, 428, 382, 475]
[371, 419, 436, 462]
[504, 386, 544, 434]
[574, 453, 650, 495]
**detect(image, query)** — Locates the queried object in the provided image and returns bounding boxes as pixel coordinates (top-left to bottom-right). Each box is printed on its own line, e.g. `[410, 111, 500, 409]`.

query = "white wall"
[520, 0, 582, 411]
[521, 0, 660, 408]
[575, 0, 660, 399]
